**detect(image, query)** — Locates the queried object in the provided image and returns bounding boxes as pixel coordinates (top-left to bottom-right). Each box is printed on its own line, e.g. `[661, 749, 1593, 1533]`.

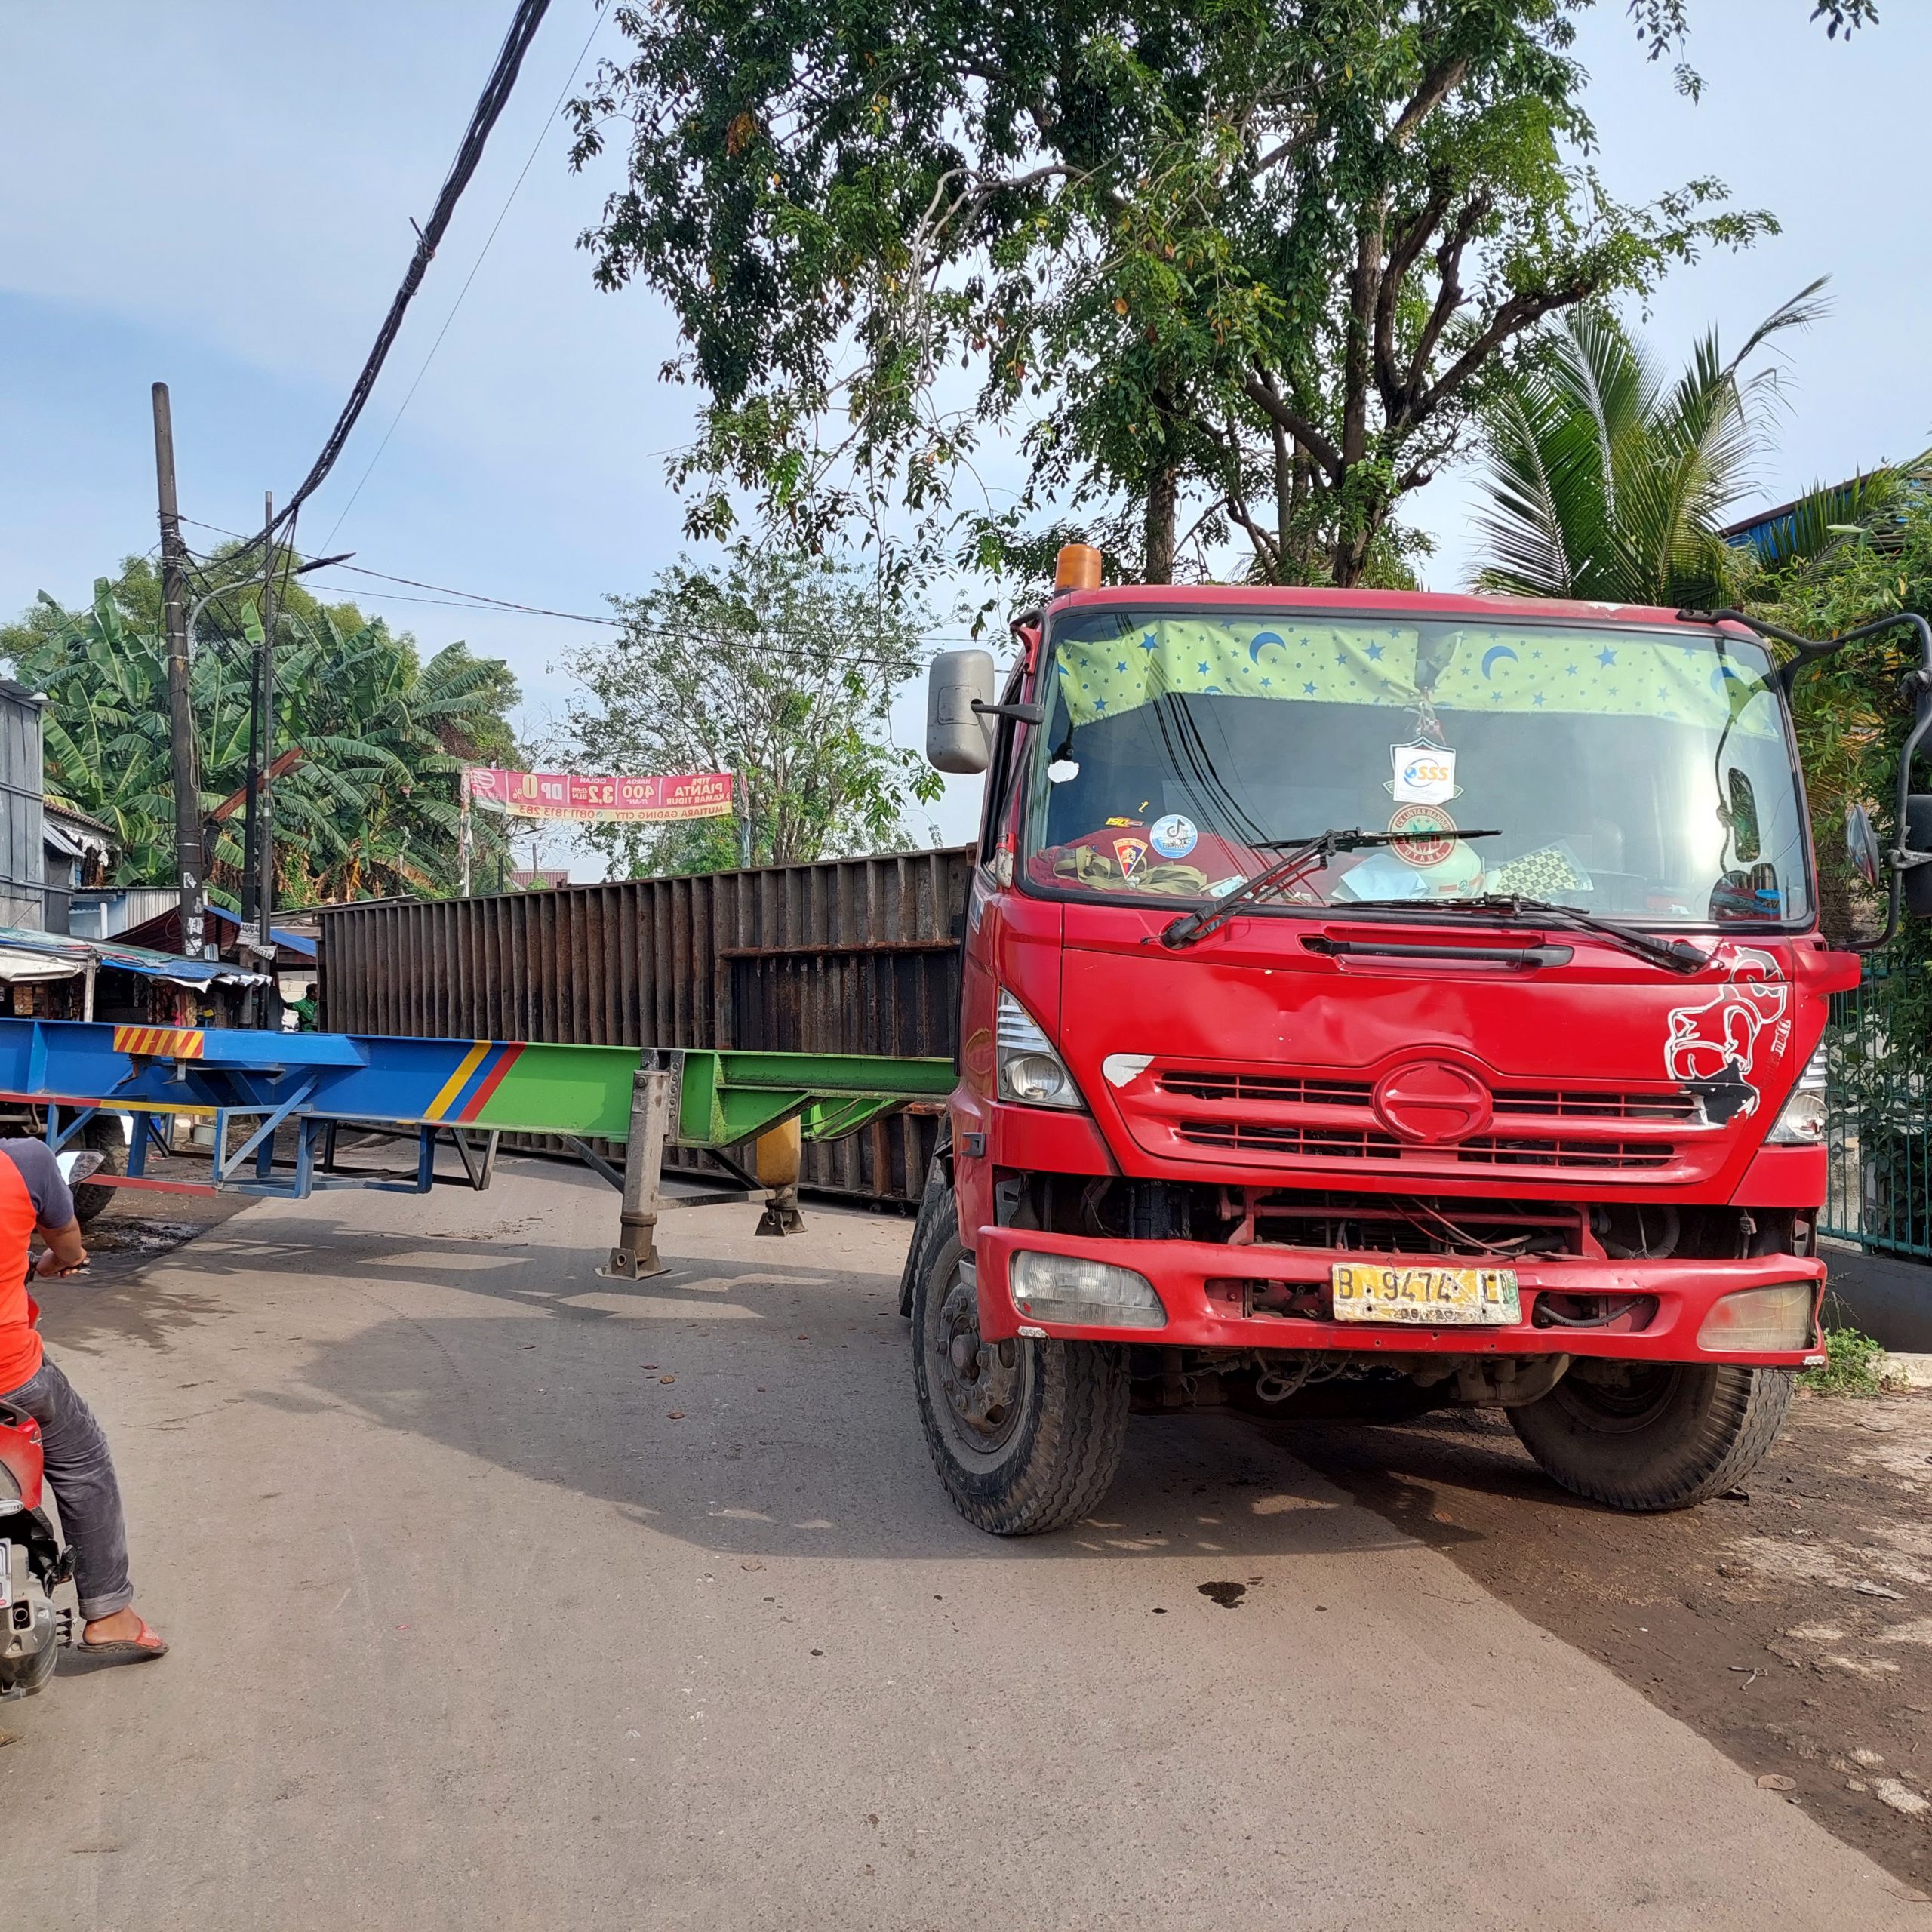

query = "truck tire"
[912, 1230, 1130, 1535]
[1508, 1360, 1793, 1512]
[72, 1120, 123, 1230]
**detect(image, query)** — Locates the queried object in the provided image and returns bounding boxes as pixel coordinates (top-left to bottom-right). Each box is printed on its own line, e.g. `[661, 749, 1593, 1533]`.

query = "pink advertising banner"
[463, 768, 735, 823]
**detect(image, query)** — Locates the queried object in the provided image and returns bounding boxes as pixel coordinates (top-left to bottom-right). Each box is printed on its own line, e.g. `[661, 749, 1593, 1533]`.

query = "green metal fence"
[1822, 959, 1932, 1257]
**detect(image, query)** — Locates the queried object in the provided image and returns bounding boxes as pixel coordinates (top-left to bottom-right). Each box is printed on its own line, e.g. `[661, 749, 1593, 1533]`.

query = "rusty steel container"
[315, 848, 971, 1204]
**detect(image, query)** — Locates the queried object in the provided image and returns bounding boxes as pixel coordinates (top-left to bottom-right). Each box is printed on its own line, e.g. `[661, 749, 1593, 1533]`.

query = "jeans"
[2, 1356, 134, 1620]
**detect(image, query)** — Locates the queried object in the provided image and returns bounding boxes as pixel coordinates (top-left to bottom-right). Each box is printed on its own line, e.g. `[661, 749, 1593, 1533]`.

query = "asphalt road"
[3, 1159, 1924, 1930]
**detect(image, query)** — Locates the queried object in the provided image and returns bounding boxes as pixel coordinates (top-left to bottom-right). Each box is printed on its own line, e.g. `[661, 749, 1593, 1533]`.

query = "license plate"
[1331, 1263, 1519, 1326]
[0, 1543, 11, 1609]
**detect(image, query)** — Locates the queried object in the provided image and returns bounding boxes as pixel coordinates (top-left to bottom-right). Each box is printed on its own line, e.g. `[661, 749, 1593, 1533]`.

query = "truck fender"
[898, 1125, 955, 1318]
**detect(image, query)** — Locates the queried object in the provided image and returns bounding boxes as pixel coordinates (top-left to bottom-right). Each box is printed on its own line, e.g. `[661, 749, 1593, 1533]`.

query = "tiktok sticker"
[1149, 814, 1199, 860]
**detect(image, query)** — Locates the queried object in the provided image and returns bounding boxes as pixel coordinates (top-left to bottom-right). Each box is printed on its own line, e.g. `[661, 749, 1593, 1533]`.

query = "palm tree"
[1469, 284, 1831, 608]
[7, 581, 520, 906]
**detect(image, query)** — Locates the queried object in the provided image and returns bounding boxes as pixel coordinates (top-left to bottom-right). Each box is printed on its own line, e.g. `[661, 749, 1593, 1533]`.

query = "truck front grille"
[1159, 1067, 1696, 1121]
[1175, 1119, 1677, 1171]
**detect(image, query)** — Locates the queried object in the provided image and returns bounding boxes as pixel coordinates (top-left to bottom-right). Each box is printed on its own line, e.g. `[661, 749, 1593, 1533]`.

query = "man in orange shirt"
[0, 1141, 166, 1663]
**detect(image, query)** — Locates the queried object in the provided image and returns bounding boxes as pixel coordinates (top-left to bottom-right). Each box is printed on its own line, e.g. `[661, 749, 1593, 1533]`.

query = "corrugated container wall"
[0, 684, 47, 932]
[316, 848, 973, 1204]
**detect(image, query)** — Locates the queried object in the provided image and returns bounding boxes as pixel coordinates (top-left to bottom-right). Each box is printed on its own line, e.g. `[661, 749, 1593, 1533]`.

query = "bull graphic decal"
[1663, 946, 1789, 1124]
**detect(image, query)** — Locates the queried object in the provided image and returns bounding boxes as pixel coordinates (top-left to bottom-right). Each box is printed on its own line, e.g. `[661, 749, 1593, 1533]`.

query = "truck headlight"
[1697, 1283, 1815, 1351]
[1767, 1044, 1828, 1145]
[1011, 1251, 1167, 1327]
[996, 989, 1084, 1109]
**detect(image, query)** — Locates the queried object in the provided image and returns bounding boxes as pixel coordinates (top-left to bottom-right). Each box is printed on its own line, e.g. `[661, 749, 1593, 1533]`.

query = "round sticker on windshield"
[1149, 814, 1198, 860]
[1388, 804, 1457, 868]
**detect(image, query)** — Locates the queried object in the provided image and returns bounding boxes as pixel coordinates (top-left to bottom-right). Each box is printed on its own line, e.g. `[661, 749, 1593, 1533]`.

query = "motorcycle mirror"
[56, 1149, 106, 1185]
[1846, 801, 1884, 889]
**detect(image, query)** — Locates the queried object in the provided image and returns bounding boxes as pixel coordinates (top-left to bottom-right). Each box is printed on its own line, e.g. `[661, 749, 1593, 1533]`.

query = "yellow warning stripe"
[112, 1025, 205, 1059]
[423, 1041, 490, 1122]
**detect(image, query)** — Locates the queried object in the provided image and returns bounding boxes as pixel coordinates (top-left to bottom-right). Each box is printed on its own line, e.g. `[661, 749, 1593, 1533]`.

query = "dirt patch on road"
[78, 1152, 252, 1278]
[1276, 1391, 1932, 1896]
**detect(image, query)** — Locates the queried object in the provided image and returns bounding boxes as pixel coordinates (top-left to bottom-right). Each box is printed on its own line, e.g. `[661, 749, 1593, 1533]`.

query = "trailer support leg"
[754, 1117, 804, 1237]
[604, 1069, 672, 1280]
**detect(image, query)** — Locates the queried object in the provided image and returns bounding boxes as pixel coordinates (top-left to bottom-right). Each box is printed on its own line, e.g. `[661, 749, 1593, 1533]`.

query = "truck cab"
[903, 548, 1921, 1535]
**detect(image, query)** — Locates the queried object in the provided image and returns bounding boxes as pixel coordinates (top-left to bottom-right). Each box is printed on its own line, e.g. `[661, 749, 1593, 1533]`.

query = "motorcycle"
[0, 1148, 105, 1699]
[0, 1391, 67, 1696]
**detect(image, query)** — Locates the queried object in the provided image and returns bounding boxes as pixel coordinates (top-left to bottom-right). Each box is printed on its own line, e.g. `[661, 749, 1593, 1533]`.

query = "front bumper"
[973, 1226, 1827, 1367]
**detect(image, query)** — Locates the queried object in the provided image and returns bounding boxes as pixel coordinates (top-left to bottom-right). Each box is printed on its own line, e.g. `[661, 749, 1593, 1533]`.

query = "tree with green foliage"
[3, 560, 522, 905]
[568, 1, 1865, 590]
[1755, 479, 1932, 940]
[558, 546, 940, 876]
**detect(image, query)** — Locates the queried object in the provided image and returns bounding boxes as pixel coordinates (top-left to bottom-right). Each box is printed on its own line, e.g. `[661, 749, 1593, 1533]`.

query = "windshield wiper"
[1408, 895, 1711, 974]
[1158, 826, 1500, 950]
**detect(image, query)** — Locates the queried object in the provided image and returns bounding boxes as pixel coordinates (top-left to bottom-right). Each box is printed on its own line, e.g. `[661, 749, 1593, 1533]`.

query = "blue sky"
[3, 2, 1926, 860]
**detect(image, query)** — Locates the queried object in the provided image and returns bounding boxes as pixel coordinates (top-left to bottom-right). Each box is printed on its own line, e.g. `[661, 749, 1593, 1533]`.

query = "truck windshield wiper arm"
[1158, 826, 1499, 951]
[1417, 895, 1711, 974]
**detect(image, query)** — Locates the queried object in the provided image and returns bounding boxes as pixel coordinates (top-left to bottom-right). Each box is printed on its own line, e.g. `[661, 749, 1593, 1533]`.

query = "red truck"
[901, 545, 1932, 1534]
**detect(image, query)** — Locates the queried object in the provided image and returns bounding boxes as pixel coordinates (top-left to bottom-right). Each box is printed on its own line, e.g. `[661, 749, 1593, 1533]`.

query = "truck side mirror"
[1846, 802, 1884, 888]
[1904, 795, 1932, 918]
[926, 649, 996, 774]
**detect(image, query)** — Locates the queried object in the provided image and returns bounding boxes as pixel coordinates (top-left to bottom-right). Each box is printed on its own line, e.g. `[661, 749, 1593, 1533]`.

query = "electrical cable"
[179, 518, 983, 663]
[223, 0, 556, 571]
[318, 0, 611, 551]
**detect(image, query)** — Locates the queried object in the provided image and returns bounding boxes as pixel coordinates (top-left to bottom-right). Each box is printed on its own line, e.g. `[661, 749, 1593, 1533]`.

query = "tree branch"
[1373, 186, 1453, 415]
[1419, 278, 1598, 420]
[1246, 120, 1318, 181]
[1389, 54, 1470, 146]
[1242, 368, 1343, 481]
[1398, 195, 1487, 410]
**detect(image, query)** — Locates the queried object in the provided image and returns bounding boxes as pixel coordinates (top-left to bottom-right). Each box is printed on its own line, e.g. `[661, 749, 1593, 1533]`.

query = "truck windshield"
[1024, 608, 1810, 927]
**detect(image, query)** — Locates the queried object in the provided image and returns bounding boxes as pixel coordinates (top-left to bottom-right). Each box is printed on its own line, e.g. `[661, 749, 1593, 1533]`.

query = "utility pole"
[255, 492, 281, 950]
[254, 494, 286, 1031]
[457, 774, 474, 896]
[239, 645, 262, 932]
[152, 383, 204, 959]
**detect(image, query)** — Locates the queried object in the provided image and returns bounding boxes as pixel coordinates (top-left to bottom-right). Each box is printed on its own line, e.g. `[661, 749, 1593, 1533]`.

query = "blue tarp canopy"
[201, 905, 318, 961]
[0, 924, 268, 987]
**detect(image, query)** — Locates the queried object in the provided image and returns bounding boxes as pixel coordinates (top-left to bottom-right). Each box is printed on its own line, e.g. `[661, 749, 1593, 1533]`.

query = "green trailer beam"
[667, 1048, 955, 1149]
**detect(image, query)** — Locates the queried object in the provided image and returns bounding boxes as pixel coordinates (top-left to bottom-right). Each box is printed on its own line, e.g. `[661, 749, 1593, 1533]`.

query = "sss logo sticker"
[1388, 740, 1457, 805]
[1149, 814, 1199, 860]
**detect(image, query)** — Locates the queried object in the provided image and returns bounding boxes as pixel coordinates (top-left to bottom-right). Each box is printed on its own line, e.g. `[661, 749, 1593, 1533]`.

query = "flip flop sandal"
[74, 1617, 168, 1663]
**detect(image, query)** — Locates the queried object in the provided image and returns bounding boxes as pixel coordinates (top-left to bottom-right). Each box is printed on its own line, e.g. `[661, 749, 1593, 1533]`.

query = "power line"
[297, 578, 618, 622]
[318, 0, 611, 551]
[177, 516, 985, 648]
[224, 0, 556, 571]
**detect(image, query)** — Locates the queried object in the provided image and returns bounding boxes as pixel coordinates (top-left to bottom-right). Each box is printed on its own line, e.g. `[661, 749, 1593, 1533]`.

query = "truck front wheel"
[912, 1233, 1130, 1535]
[1508, 1360, 1793, 1511]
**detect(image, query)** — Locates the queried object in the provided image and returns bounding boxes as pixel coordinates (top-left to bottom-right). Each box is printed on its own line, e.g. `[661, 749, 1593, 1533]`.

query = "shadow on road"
[248, 1233, 1453, 1566]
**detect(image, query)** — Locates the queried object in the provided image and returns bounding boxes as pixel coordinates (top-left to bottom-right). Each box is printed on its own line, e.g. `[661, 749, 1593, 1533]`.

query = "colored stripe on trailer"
[457, 1041, 525, 1122]
[112, 1025, 205, 1059]
[422, 1041, 490, 1121]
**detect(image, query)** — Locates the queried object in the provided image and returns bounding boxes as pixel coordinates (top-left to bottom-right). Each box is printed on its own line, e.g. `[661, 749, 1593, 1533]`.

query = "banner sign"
[463, 768, 735, 823]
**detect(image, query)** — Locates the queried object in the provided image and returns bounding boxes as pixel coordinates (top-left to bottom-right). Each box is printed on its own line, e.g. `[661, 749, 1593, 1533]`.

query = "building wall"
[0, 688, 45, 931]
